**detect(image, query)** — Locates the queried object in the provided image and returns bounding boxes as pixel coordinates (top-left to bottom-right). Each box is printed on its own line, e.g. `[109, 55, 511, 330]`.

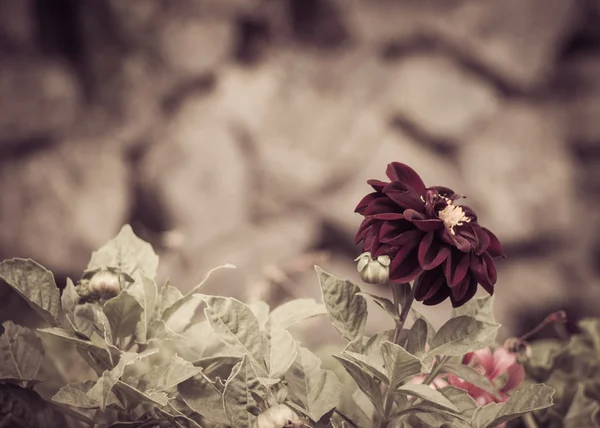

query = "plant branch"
[392, 282, 416, 345]
[334, 409, 359, 428]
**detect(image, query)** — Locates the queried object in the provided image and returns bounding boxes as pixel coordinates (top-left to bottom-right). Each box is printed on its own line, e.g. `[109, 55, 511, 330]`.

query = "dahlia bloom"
[447, 347, 525, 406]
[354, 162, 504, 307]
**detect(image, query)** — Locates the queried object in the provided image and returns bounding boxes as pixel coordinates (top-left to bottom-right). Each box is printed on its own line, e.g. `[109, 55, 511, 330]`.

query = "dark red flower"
[354, 162, 504, 307]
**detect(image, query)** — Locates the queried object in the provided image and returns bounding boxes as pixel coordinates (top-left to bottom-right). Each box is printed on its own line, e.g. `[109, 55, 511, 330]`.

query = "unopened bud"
[355, 252, 390, 284]
[77, 268, 133, 301]
[252, 404, 303, 428]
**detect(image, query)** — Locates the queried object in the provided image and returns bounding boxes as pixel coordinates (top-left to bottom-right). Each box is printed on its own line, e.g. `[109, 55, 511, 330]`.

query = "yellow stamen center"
[438, 203, 470, 235]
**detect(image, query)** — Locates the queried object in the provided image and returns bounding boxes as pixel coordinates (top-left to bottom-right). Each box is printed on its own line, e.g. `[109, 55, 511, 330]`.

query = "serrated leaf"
[157, 279, 183, 316]
[270, 298, 327, 329]
[103, 291, 143, 339]
[179, 373, 229, 425]
[162, 264, 236, 328]
[72, 303, 96, 337]
[137, 355, 202, 392]
[452, 296, 496, 325]
[381, 341, 422, 389]
[264, 318, 298, 379]
[357, 292, 398, 320]
[0, 321, 44, 381]
[395, 383, 459, 412]
[0, 258, 60, 325]
[333, 355, 384, 415]
[439, 363, 500, 399]
[316, 266, 367, 348]
[61, 278, 79, 330]
[87, 350, 158, 410]
[116, 380, 169, 407]
[223, 354, 260, 428]
[52, 380, 120, 409]
[197, 295, 265, 372]
[286, 346, 342, 422]
[405, 318, 428, 359]
[437, 385, 478, 416]
[129, 276, 159, 343]
[343, 351, 388, 383]
[472, 384, 555, 428]
[87, 224, 159, 282]
[427, 316, 500, 357]
[364, 330, 395, 368]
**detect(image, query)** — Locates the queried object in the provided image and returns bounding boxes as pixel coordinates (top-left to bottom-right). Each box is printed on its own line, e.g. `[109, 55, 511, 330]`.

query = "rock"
[0, 142, 130, 273]
[459, 103, 575, 244]
[383, 53, 500, 142]
[315, 128, 465, 237]
[0, 59, 79, 144]
[139, 92, 249, 249]
[157, 214, 321, 300]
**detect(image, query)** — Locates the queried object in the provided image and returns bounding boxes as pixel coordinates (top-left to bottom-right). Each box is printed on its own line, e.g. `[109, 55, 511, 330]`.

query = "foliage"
[0, 225, 555, 427]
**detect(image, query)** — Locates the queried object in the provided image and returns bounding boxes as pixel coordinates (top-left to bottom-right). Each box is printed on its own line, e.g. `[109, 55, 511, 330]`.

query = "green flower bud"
[252, 404, 303, 428]
[355, 252, 390, 284]
[77, 268, 133, 301]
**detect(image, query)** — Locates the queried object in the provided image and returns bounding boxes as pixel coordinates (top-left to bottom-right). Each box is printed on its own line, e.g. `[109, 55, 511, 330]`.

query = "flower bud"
[252, 404, 303, 428]
[355, 252, 390, 284]
[77, 268, 132, 301]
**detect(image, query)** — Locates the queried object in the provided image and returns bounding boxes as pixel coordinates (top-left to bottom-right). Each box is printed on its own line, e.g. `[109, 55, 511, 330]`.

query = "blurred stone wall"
[1, 0, 600, 339]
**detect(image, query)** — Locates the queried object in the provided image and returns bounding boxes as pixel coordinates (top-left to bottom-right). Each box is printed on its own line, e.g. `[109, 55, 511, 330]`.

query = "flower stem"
[392, 281, 416, 345]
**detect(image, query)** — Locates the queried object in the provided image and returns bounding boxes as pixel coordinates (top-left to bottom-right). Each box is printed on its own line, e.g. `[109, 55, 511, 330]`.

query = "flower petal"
[355, 217, 378, 244]
[364, 197, 402, 217]
[483, 227, 505, 258]
[429, 186, 461, 201]
[469, 348, 495, 375]
[355, 192, 381, 214]
[472, 223, 491, 255]
[440, 228, 472, 252]
[500, 363, 525, 394]
[422, 283, 450, 306]
[470, 253, 497, 291]
[379, 220, 413, 242]
[386, 162, 427, 195]
[415, 268, 446, 302]
[380, 228, 424, 247]
[367, 179, 387, 192]
[418, 232, 450, 270]
[389, 236, 424, 282]
[490, 348, 518, 381]
[444, 250, 470, 287]
[450, 275, 477, 308]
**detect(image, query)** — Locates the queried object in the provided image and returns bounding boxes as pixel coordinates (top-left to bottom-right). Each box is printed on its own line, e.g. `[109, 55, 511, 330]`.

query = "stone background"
[1, 0, 600, 343]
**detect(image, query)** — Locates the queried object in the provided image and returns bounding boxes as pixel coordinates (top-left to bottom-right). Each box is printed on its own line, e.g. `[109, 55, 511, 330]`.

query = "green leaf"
[352, 389, 375, 421]
[357, 292, 398, 320]
[0, 258, 60, 325]
[439, 363, 500, 399]
[162, 264, 236, 329]
[472, 384, 555, 428]
[333, 354, 384, 415]
[52, 380, 120, 409]
[61, 278, 80, 330]
[395, 383, 459, 412]
[157, 279, 183, 316]
[394, 282, 412, 307]
[452, 296, 496, 325]
[578, 318, 600, 351]
[0, 321, 44, 381]
[223, 354, 260, 428]
[72, 303, 96, 337]
[137, 354, 202, 392]
[286, 346, 342, 422]
[410, 308, 436, 342]
[427, 316, 500, 357]
[248, 300, 270, 328]
[565, 383, 600, 428]
[405, 318, 428, 359]
[264, 318, 298, 379]
[380, 341, 422, 389]
[197, 295, 265, 372]
[115, 380, 169, 407]
[127, 276, 158, 343]
[437, 385, 478, 416]
[178, 373, 229, 425]
[364, 330, 395, 368]
[87, 350, 158, 410]
[103, 291, 143, 339]
[343, 351, 388, 383]
[316, 266, 367, 347]
[270, 298, 327, 329]
[87, 224, 159, 282]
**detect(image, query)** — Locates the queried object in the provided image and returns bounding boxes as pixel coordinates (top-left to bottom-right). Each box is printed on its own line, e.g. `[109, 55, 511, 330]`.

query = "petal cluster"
[355, 162, 504, 307]
[447, 347, 525, 406]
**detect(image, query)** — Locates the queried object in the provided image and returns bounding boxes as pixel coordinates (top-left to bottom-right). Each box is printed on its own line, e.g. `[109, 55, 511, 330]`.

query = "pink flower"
[448, 347, 525, 407]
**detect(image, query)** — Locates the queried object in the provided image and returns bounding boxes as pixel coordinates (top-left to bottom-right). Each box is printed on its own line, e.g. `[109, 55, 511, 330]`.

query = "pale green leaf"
[352, 389, 375, 421]
[364, 330, 395, 368]
[52, 380, 120, 409]
[248, 300, 270, 328]
[61, 278, 79, 329]
[316, 266, 367, 347]
[343, 351, 388, 383]
[128, 276, 159, 343]
[0, 321, 44, 381]
[405, 318, 428, 359]
[437, 386, 478, 416]
[472, 384, 555, 428]
[381, 341, 422, 388]
[162, 264, 236, 327]
[87, 224, 159, 282]
[333, 354, 384, 415]
[565, 383, 600, 428]
[196, 295, 265, 372]
[452, 296, 496, 325]
[0, 258, 60, 325]
[157, 279, 183, 316]
[410, 308, 436, 342]
[103, 291, 143, 339]
[264, 318, 298, 379]
[87, 350, 158, 410]
[178, 373, 229, 425]
[578, 318, 600, 351]
[286, 346, 342, 422]
[38, 327, 113, 371]
[357, 292, 398, 320]
[223, 355, 260, 428]
[439, 363, 500, 399]
[427, 316, 500, 357]
[395, 383, 459, 412]
[270, 298, 327, 329]
[116, 380, 169, 407]
[72, 303, 96, 337]
[137, 354, 202, 392]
